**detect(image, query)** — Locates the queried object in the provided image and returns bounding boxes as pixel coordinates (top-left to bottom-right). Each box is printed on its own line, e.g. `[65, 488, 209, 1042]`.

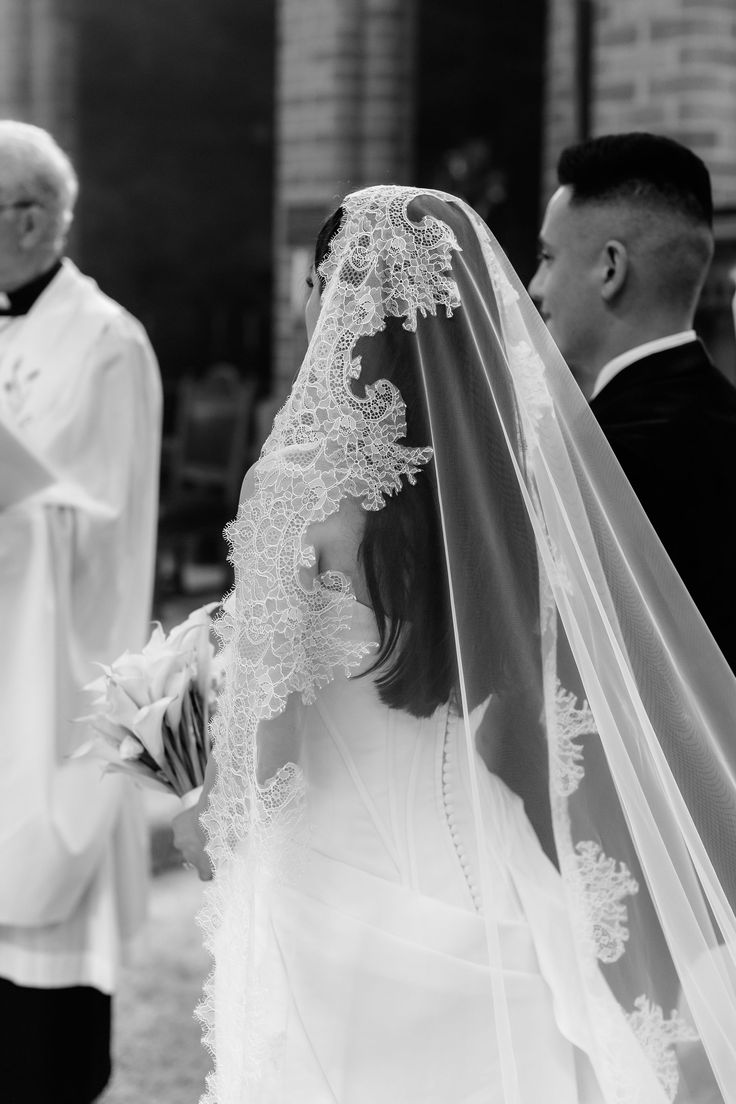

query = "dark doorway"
[415, 1, 547, 282]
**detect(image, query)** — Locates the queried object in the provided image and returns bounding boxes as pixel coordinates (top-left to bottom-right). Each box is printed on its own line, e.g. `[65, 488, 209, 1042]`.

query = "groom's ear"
[599, 239, 628, 301]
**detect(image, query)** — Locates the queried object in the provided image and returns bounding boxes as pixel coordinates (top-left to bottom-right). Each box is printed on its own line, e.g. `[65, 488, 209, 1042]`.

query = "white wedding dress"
[227, 602, 641, 1103]
[199, 187, 736, 1103]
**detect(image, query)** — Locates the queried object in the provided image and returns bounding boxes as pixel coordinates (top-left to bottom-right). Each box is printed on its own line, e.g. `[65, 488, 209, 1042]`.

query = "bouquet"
[75, 602, 224, 808]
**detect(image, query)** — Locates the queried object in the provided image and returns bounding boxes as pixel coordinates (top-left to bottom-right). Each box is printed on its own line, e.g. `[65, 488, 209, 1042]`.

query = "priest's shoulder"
[63, 260, 157, 359]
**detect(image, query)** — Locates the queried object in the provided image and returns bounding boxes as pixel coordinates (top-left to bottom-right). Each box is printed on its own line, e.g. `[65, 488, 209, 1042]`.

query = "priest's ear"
[599, 239, 628, 302]
[16, 202, 51, 252]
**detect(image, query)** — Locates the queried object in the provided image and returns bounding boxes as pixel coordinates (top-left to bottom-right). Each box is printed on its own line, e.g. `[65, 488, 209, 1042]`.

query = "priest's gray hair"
[0, 120, 78, 251]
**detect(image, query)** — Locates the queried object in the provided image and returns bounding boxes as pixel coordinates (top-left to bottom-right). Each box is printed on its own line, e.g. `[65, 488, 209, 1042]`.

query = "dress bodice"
[244, 601, 616, 1102]
[297, 602, 527, 922]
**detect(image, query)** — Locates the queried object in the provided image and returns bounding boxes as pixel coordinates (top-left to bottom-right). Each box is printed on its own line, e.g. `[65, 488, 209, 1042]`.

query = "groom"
[530, 132, 736, 672]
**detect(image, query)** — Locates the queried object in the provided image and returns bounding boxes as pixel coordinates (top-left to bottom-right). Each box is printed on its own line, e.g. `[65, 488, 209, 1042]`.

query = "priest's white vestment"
[0, 259, 162, 993]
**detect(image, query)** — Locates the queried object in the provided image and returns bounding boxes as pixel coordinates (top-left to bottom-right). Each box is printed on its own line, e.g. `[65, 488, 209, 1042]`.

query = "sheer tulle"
[198, 186, 736, 1103]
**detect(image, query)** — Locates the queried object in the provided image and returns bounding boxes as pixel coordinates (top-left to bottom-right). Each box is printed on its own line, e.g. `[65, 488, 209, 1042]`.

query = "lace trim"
[627, 996, 698, 1102]
[470, 218, 519, 308]
[198, 186, 466, 1099]
[508, 338, 553, 448]
[552, 680, 597, 797]
[550, 682, 637, 965]
[317, 186, 462, 334]
[564, 840, 639, 964]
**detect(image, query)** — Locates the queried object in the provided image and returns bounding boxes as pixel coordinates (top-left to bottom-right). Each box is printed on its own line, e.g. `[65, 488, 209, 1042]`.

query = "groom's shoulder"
[591, 342, 736, 489]
[593, 341, 736, 423]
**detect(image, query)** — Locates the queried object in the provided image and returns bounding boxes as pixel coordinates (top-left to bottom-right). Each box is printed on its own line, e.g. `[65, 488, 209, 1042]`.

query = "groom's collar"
[590, 330, 697, 400]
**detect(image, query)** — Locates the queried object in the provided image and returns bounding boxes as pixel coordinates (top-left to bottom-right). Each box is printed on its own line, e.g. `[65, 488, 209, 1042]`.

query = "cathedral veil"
[199, 186, 736, 1103]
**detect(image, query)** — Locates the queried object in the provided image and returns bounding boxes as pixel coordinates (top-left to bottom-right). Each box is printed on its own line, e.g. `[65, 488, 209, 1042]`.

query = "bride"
[174, 186, 736, 1103]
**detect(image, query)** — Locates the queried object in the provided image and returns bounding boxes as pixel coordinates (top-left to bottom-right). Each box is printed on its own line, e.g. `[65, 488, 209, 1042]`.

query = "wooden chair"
[156, 364, 257, 596]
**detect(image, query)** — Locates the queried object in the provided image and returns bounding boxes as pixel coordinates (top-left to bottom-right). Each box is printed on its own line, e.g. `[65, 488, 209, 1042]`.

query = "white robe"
[0, 259, 162, 993]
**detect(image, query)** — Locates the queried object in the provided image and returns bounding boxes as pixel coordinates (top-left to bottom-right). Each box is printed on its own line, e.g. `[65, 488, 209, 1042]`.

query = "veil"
[198, 185, 736, 1103]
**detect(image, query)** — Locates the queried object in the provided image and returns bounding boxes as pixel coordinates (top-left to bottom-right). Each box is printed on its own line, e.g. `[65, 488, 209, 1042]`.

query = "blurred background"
[3, 0, 735, 607]
[3, 2, 736, 1099]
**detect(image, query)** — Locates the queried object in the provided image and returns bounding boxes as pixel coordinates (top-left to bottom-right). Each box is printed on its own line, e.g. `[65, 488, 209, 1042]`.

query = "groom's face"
[529, 186, 606, 384]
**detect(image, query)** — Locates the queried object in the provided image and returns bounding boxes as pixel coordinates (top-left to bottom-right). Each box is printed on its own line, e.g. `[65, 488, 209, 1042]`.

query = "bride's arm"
[306, 494, 371, 606]
[172, 488, 369, 879]
[171, 694, 305, 879]
[171, 754, 217, 881]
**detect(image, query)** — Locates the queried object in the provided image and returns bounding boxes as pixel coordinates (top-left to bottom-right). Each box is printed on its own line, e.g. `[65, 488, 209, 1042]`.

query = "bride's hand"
[172, 804, 213, 881]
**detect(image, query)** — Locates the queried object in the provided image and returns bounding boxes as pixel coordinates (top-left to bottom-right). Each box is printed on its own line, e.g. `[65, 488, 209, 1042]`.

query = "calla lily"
[166, 621, 204, 654]
[142, 622, 168, 655]
[71, 735, 127, 766]
[112, 652, 150, 679]
[163, 668, 191, 731]
[73, 603, 223, 799]
[131, 696, 174, 764]
[83, 671, 109, 696]
[102, 760, 171, 793]
[147, 648, 190, 702]
[195, 623, 212, 704]
[167, 602, 218, 647]
[109, 672, 151, 709]
[119, 734, 146, 760]
[105, 680, 144, 729]
[76, 713, 132, 746]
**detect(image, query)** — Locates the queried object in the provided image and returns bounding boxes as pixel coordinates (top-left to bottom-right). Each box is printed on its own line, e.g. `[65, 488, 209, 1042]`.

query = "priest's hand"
[172, 804, 213, 881]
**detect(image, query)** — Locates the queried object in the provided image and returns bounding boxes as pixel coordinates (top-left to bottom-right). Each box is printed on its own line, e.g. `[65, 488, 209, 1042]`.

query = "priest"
[0, 121, 162, 1103]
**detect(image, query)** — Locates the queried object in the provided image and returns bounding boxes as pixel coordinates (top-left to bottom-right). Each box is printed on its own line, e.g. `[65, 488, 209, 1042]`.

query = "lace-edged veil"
[200, 185, 736, 1103]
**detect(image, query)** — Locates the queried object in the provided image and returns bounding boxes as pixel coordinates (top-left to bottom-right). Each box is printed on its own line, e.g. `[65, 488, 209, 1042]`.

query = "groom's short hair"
[557, 132, 713, 229]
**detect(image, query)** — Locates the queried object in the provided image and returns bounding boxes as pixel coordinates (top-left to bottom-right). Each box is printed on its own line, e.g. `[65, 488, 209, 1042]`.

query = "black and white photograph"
[1, 2, 736, 1102]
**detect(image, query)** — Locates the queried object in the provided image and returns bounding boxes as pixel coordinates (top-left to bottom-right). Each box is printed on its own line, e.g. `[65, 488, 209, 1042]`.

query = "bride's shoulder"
[310, 495, 365, 538]
[307, 496, 367, 572]
[238, 463, 365, 553]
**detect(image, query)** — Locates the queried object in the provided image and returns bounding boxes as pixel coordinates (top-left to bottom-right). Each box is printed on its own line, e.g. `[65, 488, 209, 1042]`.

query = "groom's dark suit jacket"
[590, 339, 736, 672]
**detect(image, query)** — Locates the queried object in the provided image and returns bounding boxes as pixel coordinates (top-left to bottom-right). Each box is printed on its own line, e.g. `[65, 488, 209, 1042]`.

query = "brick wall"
[273, 0, 416, 395]
[543, 0, 736, 209]
[543, 0, 736, 377]
[541, 0, 580, 199]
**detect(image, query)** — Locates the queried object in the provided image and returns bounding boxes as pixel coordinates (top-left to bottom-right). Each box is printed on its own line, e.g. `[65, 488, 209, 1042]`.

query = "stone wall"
[273, 0, 416, 396]
[0, 0, 77, 160]
[543, 0, 736, 209]
[0, 1, 276, 385]
[541, 0, 580, 199]
[542, 0, 736, 376]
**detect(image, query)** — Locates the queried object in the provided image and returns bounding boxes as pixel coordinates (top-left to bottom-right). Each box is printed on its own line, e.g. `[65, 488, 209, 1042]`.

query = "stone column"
[540, 0, 580, 200]
[272, 0, 416, 399]
[0, 0, 77, 157]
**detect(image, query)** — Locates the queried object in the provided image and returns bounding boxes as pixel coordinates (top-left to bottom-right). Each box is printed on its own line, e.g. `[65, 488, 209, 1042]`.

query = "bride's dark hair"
[313, 202, 540, 722]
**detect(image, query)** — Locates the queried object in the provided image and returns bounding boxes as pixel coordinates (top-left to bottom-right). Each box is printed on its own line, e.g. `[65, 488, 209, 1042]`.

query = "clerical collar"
[0, 259, 63, 317]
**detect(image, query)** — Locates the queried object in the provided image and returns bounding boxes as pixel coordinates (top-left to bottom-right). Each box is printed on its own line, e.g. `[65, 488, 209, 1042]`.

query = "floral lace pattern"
[627, 996, 698, 1102]
[195, 183, 713, 1103]
[508, 339, 553, 448]
[207, 187, 460, 838]
[469, 218, 519, 308]
[198, 186, 465, 1101]
[317, 186, 462, 334]
[548, 676, 696, 1098]
[552, 680, 597, 797]
[564, 839, 639, 964]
